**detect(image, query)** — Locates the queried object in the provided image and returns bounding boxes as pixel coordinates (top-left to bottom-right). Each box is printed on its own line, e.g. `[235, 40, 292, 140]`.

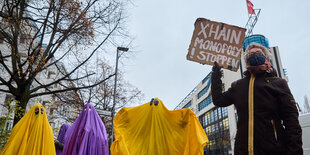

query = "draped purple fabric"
[62, 104, 109, 155]
[56, 123, 70, 155]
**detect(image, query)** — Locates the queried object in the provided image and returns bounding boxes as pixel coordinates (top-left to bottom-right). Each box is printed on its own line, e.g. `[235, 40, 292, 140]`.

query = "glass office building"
[242, 34, 270, 50]
[199, 107, 231, 155]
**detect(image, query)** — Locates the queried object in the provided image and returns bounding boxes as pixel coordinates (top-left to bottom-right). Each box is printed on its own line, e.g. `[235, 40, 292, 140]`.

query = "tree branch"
[30, 73, 115, 98]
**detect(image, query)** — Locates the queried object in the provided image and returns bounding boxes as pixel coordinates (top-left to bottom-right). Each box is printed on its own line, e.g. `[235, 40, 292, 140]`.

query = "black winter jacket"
[211, 69, 303, 155]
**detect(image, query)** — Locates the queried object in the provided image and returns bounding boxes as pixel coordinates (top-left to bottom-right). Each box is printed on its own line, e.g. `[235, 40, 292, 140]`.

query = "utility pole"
[110, 47, 129, 153]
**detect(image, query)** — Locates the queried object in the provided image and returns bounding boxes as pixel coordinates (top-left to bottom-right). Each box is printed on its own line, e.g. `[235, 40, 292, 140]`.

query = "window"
[204, 127, 208, 134]
[198, 86, 208, 99]
[198, 95, 212, 111]
[214, 109, 218, 119]
[208, 140, 215, 147]
[202, 72, 211, 84]
[199, 106, 231, 148]
[222, 107, 228, 117]
[218, 108, 222, 120]
[204, 116, 207, 126]
[200, 73, 212, 99]
[182, 100, 192, 109]
[207, 126, 211, 134]
[219, 121, 223, 131]
[210, 112, 214, 123]
[205, 112, 210, 126]
[208, 112, 211, 124]
[214, 123, 219, 132]
[223, 118, 229, 130]
[200, 115, 205, 127]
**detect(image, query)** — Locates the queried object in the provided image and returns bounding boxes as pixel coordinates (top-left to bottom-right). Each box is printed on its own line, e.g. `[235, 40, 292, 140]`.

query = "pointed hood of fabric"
[0, 104, 56, 155]
[62, 103, 108, 155]
[56, 123, 70, 155]
[111, 98, 208, 155]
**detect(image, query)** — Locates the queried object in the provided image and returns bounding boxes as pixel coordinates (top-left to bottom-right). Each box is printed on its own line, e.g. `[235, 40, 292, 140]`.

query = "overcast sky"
[119, 0, 310, 110]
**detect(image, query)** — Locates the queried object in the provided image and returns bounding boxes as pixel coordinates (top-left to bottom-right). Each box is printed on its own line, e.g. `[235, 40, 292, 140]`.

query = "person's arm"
[277, 79, 303, 155]
[211, 62, 234, 107]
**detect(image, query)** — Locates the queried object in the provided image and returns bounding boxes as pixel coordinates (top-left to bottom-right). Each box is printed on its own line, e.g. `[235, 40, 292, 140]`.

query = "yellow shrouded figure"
[111, 98, 208, 155]
[1, 104, 56, 155]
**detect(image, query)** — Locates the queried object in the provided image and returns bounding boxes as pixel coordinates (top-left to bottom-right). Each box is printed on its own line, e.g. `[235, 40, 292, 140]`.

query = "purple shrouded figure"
[56, 123, 70, 155]
[62, 104, 109, 155]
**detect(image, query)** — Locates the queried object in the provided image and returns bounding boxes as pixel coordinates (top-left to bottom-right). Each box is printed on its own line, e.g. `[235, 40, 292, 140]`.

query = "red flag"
[246, 0, 255, 14]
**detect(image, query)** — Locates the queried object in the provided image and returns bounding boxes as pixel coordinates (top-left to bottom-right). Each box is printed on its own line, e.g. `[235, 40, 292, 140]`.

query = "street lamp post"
[110, 47, 129, 151]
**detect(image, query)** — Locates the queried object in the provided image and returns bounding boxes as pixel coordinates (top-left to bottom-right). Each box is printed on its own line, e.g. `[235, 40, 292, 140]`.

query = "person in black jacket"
[211, 42, 303, 155]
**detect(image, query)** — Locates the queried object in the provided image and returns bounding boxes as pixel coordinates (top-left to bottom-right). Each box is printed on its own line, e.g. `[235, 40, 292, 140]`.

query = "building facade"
[299, 113, 310, 154]
[175, 34, 288, 155]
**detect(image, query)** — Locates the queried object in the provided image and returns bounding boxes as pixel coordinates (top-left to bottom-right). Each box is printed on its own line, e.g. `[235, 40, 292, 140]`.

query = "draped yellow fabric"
[111, 98, 208, 155]
[1, 104, 56, 155]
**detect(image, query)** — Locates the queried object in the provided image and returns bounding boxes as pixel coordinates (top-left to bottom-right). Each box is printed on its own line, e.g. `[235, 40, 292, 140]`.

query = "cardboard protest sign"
[187, 18, 246, 72]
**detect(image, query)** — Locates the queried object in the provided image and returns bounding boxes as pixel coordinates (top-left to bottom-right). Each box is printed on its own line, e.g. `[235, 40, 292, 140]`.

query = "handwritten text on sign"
[187, 18, 246, 72]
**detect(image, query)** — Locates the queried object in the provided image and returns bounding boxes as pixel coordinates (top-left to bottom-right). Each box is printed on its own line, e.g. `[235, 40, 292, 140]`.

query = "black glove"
[211, 61, 223, 106]
[212, 61, 221, 72]
[212, 61, 222, 78]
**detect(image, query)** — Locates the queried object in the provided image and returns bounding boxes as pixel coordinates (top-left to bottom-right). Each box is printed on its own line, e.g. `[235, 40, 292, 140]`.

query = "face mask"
[247, 53, 266, 66]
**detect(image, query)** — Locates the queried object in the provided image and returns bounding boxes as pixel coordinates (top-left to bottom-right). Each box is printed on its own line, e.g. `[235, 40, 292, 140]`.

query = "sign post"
[187, 18, 246, 72]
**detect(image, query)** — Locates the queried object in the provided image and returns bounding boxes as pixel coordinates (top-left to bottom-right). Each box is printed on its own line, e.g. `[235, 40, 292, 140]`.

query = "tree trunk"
[12, 97, 29, 126]
[13, 105, 23, 125]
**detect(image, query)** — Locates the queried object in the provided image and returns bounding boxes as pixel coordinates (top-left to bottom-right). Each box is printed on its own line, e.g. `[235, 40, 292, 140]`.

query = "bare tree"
[0, 0, 130, 125]
[48, 81, 84, 125]
[57, 58, 144, 138]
